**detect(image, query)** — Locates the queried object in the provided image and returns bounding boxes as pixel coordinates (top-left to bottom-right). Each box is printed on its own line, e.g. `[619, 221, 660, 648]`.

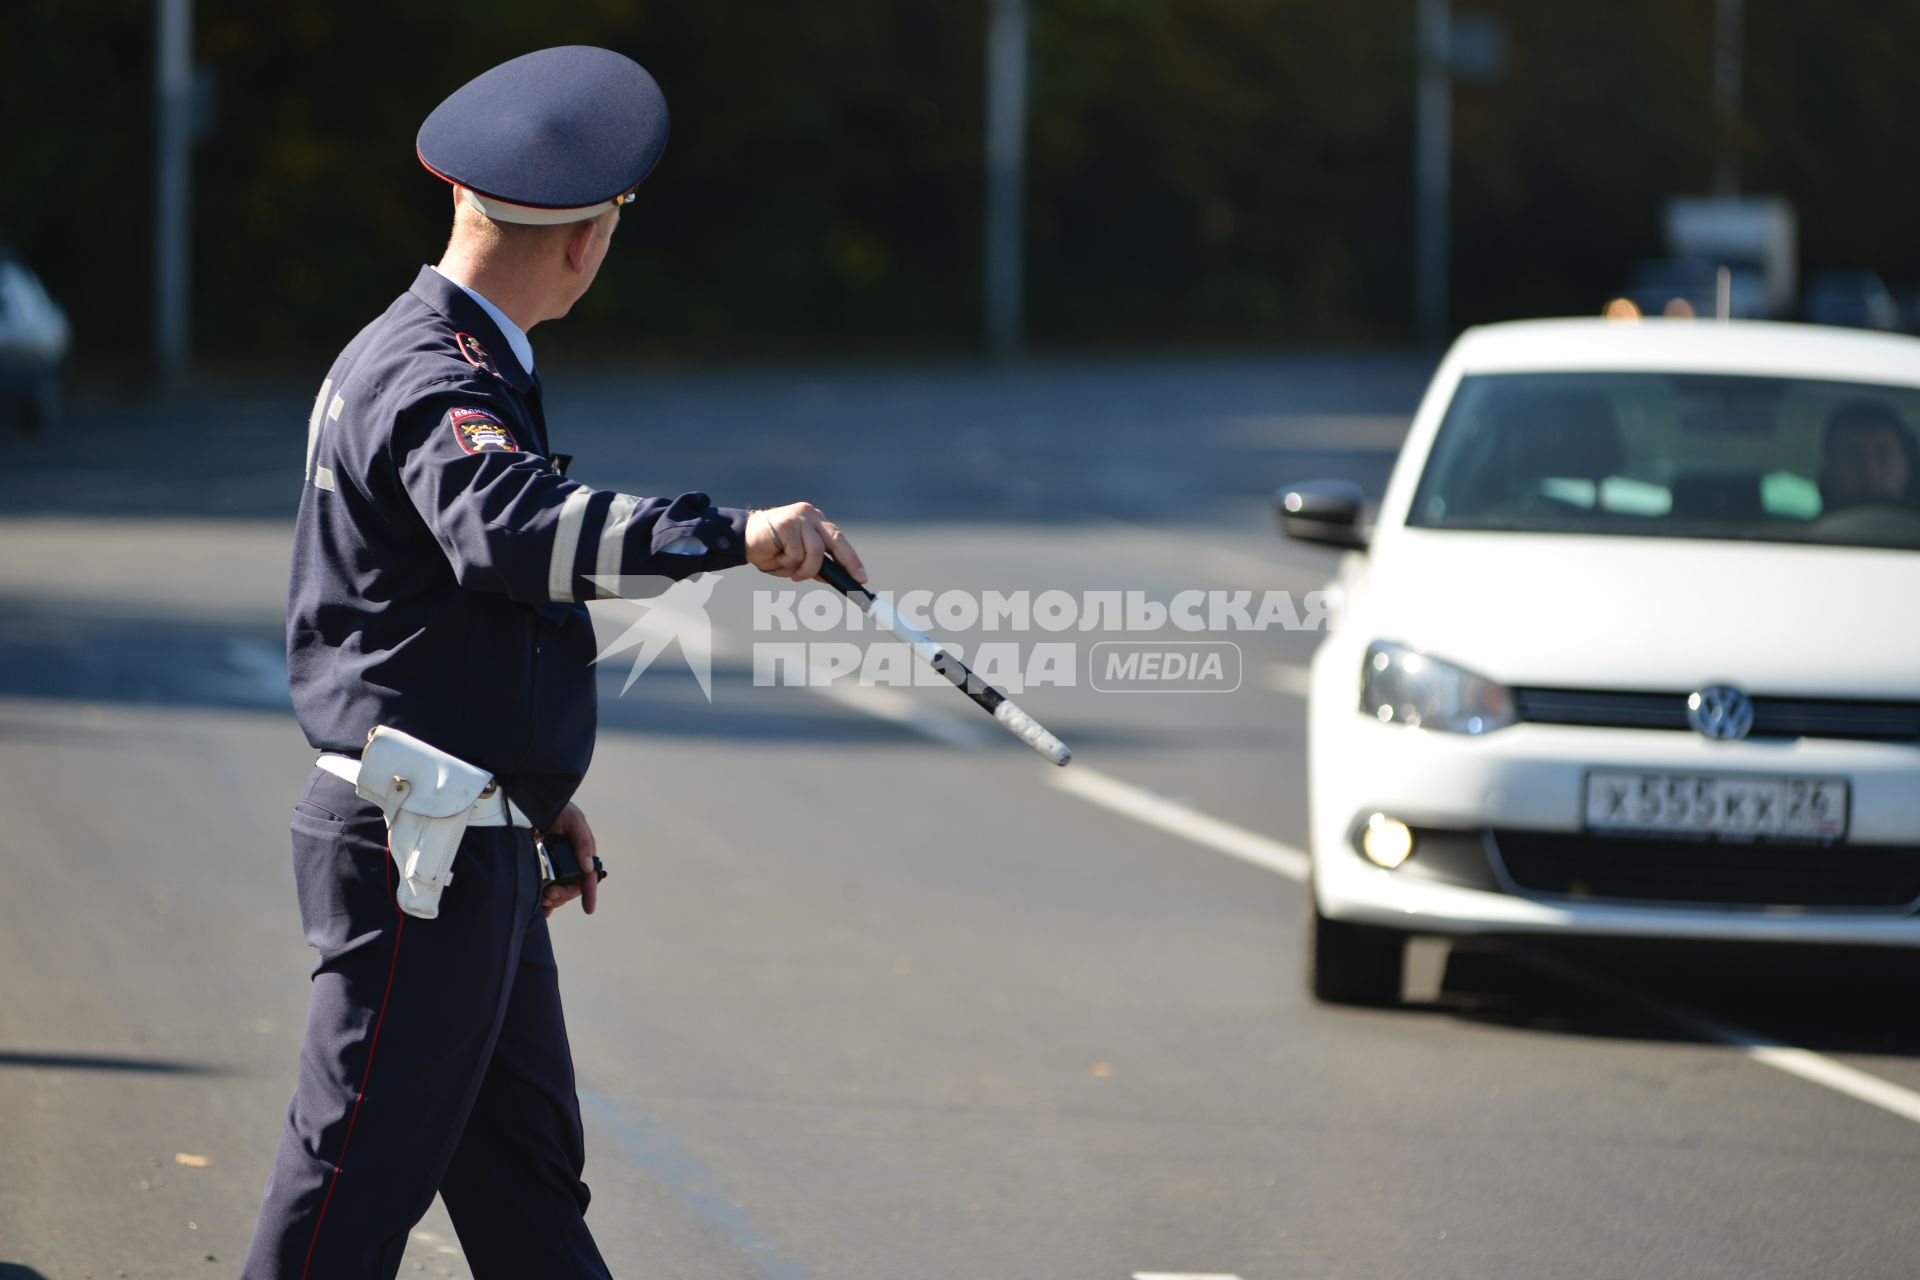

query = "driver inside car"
[1820, 400, 1918, 510]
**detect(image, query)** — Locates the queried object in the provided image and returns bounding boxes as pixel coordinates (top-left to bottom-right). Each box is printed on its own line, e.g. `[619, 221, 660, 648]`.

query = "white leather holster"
[353, 726, 497, 920]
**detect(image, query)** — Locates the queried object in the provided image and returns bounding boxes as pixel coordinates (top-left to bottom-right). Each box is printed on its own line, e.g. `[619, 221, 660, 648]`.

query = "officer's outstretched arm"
[397, 397, 749, 604]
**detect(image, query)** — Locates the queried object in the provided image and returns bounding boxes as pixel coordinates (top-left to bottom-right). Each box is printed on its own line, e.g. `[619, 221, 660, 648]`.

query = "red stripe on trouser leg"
[300, 841, 407, 1280]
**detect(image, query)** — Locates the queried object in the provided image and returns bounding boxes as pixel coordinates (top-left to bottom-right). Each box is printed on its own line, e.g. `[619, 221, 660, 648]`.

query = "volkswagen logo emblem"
[1687, 685, 1754, 741]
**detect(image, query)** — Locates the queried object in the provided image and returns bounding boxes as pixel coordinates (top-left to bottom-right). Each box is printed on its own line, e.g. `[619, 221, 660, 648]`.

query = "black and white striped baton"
[816, 557, 1072, 767]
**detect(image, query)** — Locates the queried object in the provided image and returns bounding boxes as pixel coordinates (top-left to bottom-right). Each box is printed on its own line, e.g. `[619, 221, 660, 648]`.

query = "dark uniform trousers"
[241, 768, 612, 1279]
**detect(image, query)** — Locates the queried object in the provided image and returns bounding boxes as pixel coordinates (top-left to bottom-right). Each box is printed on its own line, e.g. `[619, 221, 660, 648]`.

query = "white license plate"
[1584, 770, 1849, 841]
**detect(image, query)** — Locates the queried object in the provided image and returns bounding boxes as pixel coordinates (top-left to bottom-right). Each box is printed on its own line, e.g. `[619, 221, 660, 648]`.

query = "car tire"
[1305, 890, 1405, 1007]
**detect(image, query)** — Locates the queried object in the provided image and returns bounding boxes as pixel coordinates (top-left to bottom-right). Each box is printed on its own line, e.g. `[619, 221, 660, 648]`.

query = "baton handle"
[817, 556, 873, 602]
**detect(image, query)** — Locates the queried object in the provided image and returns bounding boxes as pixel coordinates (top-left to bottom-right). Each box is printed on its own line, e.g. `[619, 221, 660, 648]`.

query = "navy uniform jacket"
[288, 266, 747, 828]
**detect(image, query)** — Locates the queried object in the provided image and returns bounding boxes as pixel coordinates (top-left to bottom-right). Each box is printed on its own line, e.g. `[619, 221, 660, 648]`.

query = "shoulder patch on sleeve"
[449, 407, 520, 454]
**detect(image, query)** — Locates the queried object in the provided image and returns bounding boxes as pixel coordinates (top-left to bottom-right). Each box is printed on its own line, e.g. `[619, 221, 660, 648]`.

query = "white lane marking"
[1052, 765, 1309, 881]
[1743, 1047, 1920, 1125]
[1518, 951, 1920, 1126]
[1048, 765, 1920, 1130]
[1134, 1273, 1244, 1280]
[1264, 662, 1313, 697]
[811, 681, 994, 750]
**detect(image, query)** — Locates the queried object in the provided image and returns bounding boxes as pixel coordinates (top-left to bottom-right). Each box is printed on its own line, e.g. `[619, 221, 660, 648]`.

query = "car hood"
[1350, 531, 1920, 697]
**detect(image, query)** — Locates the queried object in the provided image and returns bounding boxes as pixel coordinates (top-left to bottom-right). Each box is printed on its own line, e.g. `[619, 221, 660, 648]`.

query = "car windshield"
[1407, 371, 1920, 551]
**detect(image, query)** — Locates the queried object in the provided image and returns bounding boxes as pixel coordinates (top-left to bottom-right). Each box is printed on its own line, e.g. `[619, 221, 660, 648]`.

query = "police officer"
[242, 46, 866, 1279]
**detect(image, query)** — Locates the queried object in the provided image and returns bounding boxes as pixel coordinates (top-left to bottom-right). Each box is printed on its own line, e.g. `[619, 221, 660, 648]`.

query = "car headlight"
[1361, 641, 1516, 734]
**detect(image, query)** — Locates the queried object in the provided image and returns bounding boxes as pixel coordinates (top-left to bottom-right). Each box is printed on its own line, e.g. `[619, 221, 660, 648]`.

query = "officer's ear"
[562, 217, 601, 275]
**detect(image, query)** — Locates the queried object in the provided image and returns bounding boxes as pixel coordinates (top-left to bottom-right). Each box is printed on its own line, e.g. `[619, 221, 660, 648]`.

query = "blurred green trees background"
[4, 0, 1916, 365]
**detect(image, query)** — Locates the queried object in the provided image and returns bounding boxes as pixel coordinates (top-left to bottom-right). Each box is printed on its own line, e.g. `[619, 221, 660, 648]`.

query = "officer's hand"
[541, 803, 601, 918]
[747, 503, 867, 584]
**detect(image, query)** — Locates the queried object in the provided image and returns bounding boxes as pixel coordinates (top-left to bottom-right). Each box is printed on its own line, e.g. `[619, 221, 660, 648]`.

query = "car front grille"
[1492, 829, 1920, 910]
[1510, 687, 1920, 743]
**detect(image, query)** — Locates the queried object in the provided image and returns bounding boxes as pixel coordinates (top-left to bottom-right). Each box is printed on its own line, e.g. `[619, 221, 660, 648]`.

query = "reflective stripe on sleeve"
[548, 487, 596, 603]
[304, 377, 333, 484]
[595, 493, 641, 595]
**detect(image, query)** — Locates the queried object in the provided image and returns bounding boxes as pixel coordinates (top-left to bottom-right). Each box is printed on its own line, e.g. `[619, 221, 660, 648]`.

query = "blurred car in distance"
[1278, 317, 1920, 1006]
[0, 245, 70, 430]
[1662, 195, 1798, 318]
[1803, 269, 1899, 331]
[1609, 257, 1766, 321]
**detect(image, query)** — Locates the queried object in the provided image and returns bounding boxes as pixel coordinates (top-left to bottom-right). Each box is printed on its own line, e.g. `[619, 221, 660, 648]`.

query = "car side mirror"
[1275, 479, 1371, 550]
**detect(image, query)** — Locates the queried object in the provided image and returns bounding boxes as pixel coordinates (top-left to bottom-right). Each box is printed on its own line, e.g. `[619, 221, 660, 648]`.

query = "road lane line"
[1051, 765, 1310, 881]
[811, 681, 993, 749]
[1517, 951, 1920, 1126]
[1050, 765, 1920, 1130]
[1744, 1046, 1920, 1124]
[1133, 1273, 1244, 1280]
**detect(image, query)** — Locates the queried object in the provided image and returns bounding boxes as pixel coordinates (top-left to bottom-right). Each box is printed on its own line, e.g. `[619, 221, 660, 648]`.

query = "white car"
[1279, 317, 1920, 1006]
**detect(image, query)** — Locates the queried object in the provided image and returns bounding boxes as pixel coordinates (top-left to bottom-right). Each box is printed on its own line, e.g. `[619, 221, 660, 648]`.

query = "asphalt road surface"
[2, 356, 1916, 1280]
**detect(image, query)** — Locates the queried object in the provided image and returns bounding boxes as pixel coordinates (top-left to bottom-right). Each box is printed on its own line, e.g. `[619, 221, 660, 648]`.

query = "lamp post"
[984, 0, 1028, 359]
[154, 0, 193, 384]
[1713, 0, 1743, 196]
[1413, 0, 1452, 344]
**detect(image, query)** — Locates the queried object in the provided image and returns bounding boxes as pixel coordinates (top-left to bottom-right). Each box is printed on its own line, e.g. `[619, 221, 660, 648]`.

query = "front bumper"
[1308, 677, 1920, 946]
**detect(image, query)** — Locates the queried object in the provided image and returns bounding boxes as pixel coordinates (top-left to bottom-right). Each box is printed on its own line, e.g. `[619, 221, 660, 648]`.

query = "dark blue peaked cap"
[417, 46, 669, 224]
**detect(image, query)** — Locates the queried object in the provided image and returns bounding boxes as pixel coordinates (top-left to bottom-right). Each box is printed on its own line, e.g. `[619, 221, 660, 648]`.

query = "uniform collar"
[428, 265, 535, 381]
[408, 265, 536, 394]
